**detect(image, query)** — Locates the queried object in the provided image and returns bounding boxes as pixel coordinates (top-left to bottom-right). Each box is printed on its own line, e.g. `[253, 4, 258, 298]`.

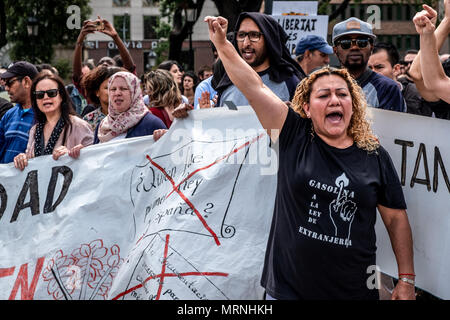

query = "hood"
[214, 12, 303, 94]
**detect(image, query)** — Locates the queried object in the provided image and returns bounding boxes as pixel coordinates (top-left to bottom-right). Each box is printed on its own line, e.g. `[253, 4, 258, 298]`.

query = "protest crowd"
[0, 0, 449, 301]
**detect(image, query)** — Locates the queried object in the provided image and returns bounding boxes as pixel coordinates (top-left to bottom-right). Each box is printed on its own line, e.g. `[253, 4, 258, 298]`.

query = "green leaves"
[3, 0, 91, 64]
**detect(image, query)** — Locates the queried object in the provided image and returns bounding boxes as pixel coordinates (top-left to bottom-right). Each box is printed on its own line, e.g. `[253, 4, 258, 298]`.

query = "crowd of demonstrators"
[205, 15, 415, 300]
[1, 5, 449, 301]
[332, 17, 406, 112]
[13, 73, 93, 170]
[409, 0, 450, 119]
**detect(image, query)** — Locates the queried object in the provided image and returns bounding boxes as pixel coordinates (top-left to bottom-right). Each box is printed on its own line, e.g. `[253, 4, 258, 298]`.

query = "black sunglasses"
[5, 77, 23, 87]
[34, 89, 59, 99]
[337, 38, 371, 50]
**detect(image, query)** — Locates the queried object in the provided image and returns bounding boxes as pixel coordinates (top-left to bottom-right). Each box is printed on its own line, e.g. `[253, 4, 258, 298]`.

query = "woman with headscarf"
[93, 71, 166, 144]
[14, 72, 93, 170]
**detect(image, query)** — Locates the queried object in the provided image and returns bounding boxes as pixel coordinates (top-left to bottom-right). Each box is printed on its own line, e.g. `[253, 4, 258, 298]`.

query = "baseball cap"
[1, 61, 39, 80]
[294, 35, 333, 56]
[332, 17, 376, 45]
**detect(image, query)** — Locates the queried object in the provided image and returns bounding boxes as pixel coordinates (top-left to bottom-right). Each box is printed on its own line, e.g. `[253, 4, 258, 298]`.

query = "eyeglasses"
[236, 31, 263, 42]
[336, 38, 371, 50]
[5, 77, 23, 87]
[34, 89, 59, 99]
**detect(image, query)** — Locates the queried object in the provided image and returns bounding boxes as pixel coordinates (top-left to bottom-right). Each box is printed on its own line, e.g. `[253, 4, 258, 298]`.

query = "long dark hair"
[30, 72, 76, 134]
[157, 60, 179, 72]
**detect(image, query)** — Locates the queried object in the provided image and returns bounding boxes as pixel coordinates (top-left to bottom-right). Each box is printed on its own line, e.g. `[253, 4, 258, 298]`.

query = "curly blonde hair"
[144, 69, 181, 109]
[292, 67, 379, 152]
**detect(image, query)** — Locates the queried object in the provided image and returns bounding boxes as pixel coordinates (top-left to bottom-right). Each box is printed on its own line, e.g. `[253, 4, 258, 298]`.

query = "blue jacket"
[0, 104, 34, 163]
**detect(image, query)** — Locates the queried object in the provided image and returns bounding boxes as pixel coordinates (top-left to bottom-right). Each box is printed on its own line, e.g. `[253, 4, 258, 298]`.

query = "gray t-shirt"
[218, 69, 299, 107]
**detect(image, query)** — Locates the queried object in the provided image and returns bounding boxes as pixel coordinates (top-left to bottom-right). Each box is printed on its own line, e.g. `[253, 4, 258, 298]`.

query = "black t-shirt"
[261, 108, 406, 300]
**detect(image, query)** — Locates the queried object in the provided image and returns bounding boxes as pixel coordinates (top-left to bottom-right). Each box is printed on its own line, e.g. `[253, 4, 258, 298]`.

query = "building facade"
[84, 0, 218, 76]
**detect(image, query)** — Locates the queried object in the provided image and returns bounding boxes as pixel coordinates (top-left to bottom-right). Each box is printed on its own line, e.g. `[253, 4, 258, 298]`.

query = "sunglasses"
[5, 77, 23, 87]
[336, 38, 372, 50]
[34, 89, 59, 99]
[236, 31, 263, 42]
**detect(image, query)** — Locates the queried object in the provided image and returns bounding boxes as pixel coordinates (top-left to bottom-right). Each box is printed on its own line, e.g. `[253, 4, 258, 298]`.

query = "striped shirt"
[0, 104, 34, 163]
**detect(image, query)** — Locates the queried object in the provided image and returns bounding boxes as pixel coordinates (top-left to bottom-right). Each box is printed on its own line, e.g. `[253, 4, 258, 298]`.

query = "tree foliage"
[155, 0, 207, 69]
[2, 0, 91, 64]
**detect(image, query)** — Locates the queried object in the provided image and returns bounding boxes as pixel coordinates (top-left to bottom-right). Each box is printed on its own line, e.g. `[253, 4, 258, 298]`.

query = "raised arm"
[413, 3, 450, 103]
[73, 20, 96, 83]
[204, 16, 288, 139]
[99, 17, 135, 73]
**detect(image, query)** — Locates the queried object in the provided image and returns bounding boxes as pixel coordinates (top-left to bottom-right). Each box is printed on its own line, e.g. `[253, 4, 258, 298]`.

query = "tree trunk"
[168, 0, 205, 69]
[0, 0, 7, 49]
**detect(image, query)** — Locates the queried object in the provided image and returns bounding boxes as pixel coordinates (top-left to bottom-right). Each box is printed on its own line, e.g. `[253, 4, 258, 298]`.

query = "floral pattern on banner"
[41, 239, 123, 300]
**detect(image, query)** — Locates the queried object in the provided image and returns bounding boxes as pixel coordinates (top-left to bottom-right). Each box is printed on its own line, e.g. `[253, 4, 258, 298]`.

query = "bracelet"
[399, 273, 415, 277]
[399, 277, 415, 286]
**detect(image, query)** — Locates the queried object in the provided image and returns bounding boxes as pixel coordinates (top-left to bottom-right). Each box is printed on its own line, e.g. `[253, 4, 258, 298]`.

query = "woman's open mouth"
[326, 111, 343, 123]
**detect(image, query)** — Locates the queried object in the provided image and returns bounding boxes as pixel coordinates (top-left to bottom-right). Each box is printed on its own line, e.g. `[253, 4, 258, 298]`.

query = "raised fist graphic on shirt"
[329, 192, 357, 240]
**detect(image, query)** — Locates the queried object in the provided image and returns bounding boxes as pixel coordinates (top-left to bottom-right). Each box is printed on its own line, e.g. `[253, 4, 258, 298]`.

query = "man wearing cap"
[214, 12, 304, 107]
[0, 61, 39, 163]
[332, 17, 406, 112]
[294, 35, 333, 76]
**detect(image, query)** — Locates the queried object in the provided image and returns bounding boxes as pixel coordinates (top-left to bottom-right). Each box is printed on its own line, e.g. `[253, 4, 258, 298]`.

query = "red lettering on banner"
[0, 267, 15, 278]
[8, 257, 45, 300]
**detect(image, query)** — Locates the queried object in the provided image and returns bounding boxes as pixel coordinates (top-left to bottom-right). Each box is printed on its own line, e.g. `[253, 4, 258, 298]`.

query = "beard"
[342, 54, 367, 71]
[240, 46, 269, 69]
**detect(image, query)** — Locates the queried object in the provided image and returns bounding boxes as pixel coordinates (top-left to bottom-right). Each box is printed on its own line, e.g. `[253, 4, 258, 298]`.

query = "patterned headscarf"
[97, 71, 148, 143]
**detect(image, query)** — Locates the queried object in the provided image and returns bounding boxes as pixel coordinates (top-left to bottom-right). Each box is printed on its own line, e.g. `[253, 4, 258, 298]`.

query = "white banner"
[0, 106, 277, 300]
[273, 15, 329, 56]
[371, 109, 450, 299]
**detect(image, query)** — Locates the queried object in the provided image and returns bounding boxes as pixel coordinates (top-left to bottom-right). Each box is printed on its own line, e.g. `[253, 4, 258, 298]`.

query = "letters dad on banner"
[0, 107, 277, 300]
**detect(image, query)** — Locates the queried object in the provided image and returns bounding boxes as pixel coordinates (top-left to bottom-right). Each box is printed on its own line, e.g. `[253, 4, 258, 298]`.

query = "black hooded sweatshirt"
[214, 12, 304, 101]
